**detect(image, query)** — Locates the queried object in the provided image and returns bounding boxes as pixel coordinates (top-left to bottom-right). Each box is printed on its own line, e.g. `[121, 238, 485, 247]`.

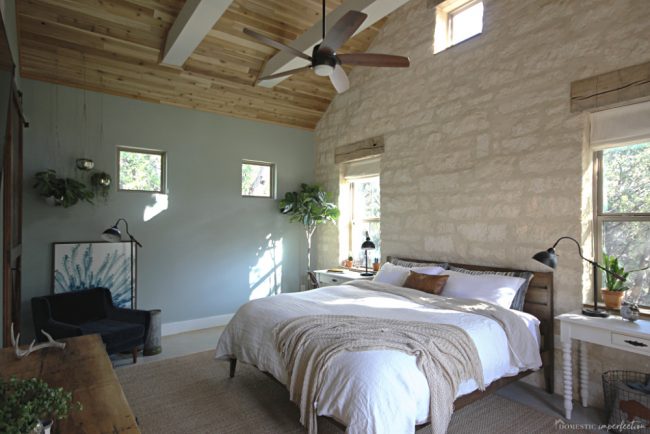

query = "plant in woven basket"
[0, 376, 82, 434]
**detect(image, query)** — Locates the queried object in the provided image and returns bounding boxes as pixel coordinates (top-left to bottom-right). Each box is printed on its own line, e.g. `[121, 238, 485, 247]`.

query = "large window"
[348, 176, 381, 265]
[595, 142, 650, 305]
[118, 147, 166, 193]
[434, 0, 484, 54]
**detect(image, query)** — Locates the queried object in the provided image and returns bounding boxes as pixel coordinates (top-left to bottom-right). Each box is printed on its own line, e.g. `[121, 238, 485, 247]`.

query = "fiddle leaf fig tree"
[279, 183, 340, 271]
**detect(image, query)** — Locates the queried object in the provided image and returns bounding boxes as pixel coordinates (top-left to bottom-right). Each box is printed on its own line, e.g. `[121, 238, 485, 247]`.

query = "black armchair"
[32, 288, 151, 363]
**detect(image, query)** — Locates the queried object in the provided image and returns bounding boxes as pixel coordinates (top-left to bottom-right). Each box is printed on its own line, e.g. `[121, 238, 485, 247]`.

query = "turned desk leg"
[562, 339, 573, 419]
[580, 341, 588, 407]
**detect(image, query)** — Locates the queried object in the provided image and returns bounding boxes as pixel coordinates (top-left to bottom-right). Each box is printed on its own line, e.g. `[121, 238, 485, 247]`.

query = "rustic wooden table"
[0, 334, 140, 434]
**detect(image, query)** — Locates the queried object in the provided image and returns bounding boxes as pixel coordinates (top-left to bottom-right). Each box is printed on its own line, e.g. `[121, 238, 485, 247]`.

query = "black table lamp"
[102, 218, 142, 307]
[361, 231, 376, 277]
[532, 236, 626, 318]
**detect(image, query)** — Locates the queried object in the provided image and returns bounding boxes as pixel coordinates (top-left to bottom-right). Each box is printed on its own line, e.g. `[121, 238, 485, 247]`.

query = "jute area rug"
[116, 351, 592, 434]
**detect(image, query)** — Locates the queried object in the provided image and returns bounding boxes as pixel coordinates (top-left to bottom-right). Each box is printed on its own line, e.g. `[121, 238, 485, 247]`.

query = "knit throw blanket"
[273, 315, 484, 434]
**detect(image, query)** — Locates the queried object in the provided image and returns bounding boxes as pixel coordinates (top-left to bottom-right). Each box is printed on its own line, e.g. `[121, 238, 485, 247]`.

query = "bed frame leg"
[544, 356, 554, 394]
[229, 358, 237, 378]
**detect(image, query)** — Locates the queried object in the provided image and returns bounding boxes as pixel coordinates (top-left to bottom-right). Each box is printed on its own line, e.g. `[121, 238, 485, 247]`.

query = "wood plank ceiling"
[17, 0, 386, 130]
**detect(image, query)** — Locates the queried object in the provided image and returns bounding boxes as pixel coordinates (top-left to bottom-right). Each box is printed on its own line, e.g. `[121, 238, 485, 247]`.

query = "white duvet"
[215, 284, 541, 434]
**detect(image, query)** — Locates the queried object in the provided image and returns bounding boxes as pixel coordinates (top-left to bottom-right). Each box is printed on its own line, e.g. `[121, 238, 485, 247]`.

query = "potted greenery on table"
[0, 377, 82, 434]
[601, 253, 649, 309]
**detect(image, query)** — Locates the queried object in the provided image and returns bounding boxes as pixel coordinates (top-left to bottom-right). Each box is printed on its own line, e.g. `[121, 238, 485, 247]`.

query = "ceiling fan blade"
[338, 53, 410, 68]
[329, 64, 349, 94]
[320, 11, 367, 53]
[243, 28, 312, 62]
[258, 66, 312, 82]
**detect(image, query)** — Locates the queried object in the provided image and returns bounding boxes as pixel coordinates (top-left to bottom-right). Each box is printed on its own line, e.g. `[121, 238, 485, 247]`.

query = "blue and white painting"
[53, 242, 136, 308]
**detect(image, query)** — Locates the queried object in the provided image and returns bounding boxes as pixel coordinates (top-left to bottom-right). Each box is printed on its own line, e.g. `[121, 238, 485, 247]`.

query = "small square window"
[242, 160, 275, 198]
[434, 0, 483, 54]
[118, 147, 166, 193]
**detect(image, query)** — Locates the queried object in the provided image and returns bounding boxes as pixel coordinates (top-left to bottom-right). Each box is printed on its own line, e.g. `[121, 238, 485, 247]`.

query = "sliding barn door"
[2, 90, 23, 347]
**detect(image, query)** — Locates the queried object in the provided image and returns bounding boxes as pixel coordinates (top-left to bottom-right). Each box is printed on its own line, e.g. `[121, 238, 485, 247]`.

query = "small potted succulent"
[344, 255, 354, 268]
[0, 377, 82, 434]
[601, 253, 648, 309]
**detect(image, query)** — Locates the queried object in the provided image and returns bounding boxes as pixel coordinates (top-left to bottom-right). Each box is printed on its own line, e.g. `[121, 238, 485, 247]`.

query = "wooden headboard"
[386, 256, 555, 392]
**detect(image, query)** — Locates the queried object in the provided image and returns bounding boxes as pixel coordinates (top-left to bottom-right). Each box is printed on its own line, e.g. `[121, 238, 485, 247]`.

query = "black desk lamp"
[361, 231, 376, 277]
[532, 236, 625, 318]
[102, 218, 142, 307]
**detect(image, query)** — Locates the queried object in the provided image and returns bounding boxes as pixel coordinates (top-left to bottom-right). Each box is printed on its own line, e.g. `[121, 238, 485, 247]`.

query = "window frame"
[448, 0, 483, 46]
[347, 175, 380, 261]
[241, 159, 276, 199]
[117, 146, 167, 194]
[593, 147, 650, 298]
[434, 0, 484, 54]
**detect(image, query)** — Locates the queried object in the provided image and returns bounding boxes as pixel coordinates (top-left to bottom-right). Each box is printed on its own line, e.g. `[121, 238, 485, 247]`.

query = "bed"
[215, 258, 554, 433]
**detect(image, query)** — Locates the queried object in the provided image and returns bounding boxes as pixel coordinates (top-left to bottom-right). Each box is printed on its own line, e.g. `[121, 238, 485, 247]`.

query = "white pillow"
[440, 270, 524, 308]
[374, 262, 445, 286]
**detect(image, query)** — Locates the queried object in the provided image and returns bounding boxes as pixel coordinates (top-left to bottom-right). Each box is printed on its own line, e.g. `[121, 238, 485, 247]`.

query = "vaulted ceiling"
[17, 0, 388, 130]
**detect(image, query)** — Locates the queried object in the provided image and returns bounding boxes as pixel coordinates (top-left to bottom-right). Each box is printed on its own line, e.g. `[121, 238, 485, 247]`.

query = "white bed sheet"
[215, 284, 541, 434]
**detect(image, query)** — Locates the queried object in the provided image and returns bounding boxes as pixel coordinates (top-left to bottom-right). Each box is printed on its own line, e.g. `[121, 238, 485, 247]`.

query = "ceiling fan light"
[314, 64, 334, 76]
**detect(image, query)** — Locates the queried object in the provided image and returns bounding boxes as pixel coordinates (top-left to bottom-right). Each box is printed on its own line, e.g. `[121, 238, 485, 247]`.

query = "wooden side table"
[0, 334, 140, 433]
[557, 311, 650, 419]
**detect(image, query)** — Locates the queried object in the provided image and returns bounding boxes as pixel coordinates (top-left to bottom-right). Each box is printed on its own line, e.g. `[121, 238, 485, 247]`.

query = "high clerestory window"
[118, 147, 166, 193]
[241, 160, 275, 198]
[434, 0, 484, 54]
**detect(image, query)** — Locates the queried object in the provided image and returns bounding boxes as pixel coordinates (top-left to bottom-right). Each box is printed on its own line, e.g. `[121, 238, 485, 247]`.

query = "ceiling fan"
[243, 0, 410, 93]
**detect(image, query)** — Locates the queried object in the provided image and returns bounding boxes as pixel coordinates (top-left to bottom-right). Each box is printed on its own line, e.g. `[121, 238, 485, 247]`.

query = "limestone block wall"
[313, 0, 650, 407]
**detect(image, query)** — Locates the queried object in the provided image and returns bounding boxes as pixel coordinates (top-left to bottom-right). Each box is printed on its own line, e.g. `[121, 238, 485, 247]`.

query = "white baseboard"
[161, 313, 234, 336]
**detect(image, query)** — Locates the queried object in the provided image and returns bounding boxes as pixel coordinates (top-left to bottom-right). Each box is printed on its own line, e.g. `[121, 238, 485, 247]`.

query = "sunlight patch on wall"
[249, 235, 283, 300]
[143, 193, 169, 222]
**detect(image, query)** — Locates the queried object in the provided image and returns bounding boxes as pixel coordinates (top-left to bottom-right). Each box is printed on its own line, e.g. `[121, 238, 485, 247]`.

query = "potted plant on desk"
[0, 377, 82, 434]
[601, 253, 648, 309]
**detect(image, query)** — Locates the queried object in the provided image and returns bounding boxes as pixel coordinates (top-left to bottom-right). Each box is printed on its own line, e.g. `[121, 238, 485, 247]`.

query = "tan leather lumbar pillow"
[403, 271, 449, 295]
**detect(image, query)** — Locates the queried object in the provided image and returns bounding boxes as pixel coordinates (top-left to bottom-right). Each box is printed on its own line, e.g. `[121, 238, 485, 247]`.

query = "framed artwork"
[52, 241, 137, 308]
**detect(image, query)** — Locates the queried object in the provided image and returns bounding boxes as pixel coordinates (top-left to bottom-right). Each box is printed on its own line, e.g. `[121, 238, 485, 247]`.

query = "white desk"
[557, 312, 650, 419]
[314, 269, 373, 287]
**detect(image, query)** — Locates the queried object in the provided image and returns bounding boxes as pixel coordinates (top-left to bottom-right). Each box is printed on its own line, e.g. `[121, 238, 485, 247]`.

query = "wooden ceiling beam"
[161, 0, 233, 66]
[257, 0, 409, 88]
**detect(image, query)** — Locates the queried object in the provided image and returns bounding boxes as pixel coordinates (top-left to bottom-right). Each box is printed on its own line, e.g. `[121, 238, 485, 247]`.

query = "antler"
[11, 323, 66, 359]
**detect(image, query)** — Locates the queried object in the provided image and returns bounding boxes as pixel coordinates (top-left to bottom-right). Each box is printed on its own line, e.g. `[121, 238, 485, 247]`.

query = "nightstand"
[313, 269, 374, 287]
[556, 311, 650, 419]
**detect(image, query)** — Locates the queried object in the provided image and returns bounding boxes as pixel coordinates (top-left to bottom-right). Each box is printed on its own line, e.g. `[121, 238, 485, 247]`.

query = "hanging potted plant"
[279, 183, 340, 272]
[33, 170, 94, 208]
[90, 171, 112, 201]
[601, 253, 649, 309]
[0, 376, 82, 434]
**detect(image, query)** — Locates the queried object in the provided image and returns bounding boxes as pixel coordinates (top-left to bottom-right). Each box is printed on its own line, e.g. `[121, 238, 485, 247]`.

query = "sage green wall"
[21, 79, 314, 337]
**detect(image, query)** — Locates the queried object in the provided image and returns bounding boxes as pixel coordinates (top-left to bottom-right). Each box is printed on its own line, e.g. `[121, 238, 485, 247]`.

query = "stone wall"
[314, 0, 650, 407]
